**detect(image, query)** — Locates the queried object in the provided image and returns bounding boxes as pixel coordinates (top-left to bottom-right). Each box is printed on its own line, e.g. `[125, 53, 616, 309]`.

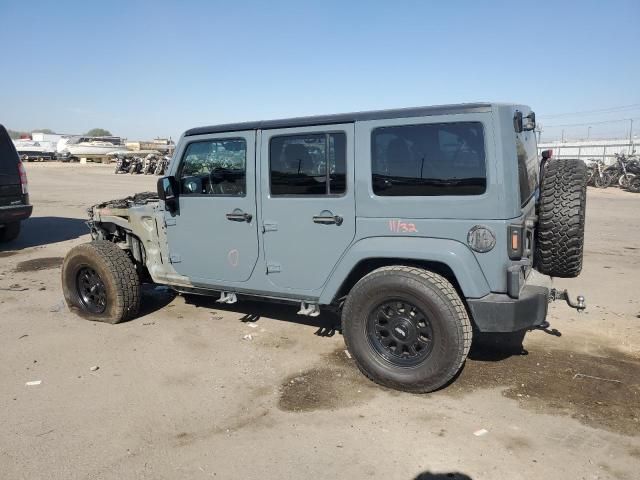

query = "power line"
[538, 103, 640, 119]
[543, 117, 639, 128]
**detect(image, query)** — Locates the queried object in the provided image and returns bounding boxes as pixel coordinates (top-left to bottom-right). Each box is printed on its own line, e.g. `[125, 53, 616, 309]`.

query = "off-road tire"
[342, 266, 472, 393]
[0, 222, 21, 242]
[535, 158, 588, 278]
[62, 241, 140, 324]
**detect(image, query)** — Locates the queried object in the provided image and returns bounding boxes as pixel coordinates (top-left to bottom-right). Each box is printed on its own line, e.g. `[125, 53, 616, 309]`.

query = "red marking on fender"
[389, 219, 418, 233]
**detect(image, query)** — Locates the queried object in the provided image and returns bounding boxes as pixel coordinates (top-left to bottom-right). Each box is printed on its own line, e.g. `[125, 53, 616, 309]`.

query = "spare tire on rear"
[535, 158, 588, 278]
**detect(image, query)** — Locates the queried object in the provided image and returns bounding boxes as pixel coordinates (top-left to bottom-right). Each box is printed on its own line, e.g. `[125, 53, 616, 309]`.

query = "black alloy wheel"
[367, 299, 434, 367]
[76, 266, 107, 313]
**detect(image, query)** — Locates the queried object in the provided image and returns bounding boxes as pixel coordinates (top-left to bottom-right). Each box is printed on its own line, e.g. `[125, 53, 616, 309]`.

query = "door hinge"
[263, 222, 278, 233]
[169, 254, 181, 263]
[266, 262, 281, 274]
[165, 218, 176, 227]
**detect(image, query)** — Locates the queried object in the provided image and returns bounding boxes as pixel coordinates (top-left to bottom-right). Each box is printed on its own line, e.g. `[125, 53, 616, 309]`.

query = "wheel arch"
[319, 236, 491, 305]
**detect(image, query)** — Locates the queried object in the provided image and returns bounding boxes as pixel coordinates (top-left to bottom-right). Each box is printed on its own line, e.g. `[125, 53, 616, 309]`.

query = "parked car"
[61, 103, 588, 392]
[0, 125, 32, 242]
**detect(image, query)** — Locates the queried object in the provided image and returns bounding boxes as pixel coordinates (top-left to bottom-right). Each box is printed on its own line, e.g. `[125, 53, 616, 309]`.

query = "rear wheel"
[62, 241, 140, 323]
[342, 266, 472, 393]
[535, 158, 588, 278]
[0, 222, 21, 243]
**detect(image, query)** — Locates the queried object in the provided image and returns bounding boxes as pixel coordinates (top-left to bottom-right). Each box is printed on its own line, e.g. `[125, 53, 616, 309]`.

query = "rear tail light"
[17, 161, 28, 194]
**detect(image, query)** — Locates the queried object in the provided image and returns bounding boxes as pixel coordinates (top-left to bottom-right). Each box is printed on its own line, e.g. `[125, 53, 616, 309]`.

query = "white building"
[31, 132, 65, 143]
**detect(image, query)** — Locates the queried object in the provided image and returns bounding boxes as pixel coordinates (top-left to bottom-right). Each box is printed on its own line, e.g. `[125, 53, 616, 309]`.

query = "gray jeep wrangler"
[62, 103, 587, 392]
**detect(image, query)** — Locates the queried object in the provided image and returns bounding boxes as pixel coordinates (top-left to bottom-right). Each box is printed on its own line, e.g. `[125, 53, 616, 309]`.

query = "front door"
[165, 131, 259, 284]
[260, 124, 356, 292]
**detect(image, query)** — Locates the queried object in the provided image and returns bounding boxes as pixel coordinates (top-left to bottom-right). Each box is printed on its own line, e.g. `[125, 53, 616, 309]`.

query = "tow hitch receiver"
[549, 288, 586, 312]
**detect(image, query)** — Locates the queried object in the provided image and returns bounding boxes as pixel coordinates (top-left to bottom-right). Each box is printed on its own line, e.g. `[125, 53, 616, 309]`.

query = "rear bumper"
[467, 270, 551, 333]
[0, 204, 33, 224]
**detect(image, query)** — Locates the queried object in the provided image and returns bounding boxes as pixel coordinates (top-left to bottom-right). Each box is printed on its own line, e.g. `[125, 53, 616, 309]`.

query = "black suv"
[0, 125, 32, 242]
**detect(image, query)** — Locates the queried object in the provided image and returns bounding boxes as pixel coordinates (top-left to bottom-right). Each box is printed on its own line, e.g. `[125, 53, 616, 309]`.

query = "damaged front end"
[87, 191, 166, 279]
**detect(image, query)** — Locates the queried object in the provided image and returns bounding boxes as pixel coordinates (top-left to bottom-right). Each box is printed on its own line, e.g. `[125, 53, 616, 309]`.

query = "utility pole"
[561, 129, 565, 143]
[535, 124, 543, 143]
[587, 126, 591, 139]
[630, 119, 634, 154]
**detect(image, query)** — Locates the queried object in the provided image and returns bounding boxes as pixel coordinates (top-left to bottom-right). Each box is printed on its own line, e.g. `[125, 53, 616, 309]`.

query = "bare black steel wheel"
[62, 241, 140, 324]
[342, 266, 472, 393]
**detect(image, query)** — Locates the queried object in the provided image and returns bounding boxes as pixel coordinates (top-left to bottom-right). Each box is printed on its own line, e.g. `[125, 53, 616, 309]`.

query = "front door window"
[179, 138, 247, 196]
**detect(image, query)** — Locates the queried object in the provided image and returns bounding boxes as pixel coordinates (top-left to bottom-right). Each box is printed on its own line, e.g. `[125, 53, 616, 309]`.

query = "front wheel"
[619, 173, 636, 188]
[594, 173, 611, 188]
[342, 266, 472, 393]
[62, 241, 140, 323]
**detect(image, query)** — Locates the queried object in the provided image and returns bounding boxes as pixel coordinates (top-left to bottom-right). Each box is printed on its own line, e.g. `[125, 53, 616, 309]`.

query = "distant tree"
[7, 129, 29, 139]
[32, 128, 55, 134]
[85, 128, 112, 137]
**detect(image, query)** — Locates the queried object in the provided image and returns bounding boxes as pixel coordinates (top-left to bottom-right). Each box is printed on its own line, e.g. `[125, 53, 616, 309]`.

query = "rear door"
[164, 131, 259, 284]
[260, 124, 356, 292]
[0, 126, 23, 207]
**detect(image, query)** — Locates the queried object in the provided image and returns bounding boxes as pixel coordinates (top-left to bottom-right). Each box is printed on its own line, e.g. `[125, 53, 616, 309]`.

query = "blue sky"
[1, 0, 639, 141]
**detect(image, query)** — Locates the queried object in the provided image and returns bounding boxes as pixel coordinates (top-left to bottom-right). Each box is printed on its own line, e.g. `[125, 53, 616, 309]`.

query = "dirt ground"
[1, 163, 639, 480]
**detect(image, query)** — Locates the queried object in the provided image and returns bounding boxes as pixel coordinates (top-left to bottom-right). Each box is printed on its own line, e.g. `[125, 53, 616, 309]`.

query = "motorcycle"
[623, 157, 640, 192]
[114, 155, 132, 174]
[128, 156, 143, 174]
[604, 154, 636, 188]
[142, 154, 158, 175]
[154, 156, 170, 175]
[587, 159, 611, 188]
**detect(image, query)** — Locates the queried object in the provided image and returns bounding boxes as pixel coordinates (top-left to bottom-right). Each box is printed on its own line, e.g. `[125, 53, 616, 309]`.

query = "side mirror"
[513, 110, 523, 133]
[541, 149, 553, 160]
[157, 176, 179, 214]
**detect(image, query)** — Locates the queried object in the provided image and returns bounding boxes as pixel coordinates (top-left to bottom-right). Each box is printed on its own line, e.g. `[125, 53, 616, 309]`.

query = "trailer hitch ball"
[549, 288, 586, 312]
[576, 295, 586, 311]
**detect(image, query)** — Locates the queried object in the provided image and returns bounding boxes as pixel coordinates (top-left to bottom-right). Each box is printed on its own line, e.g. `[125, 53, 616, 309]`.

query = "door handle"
[313, 214, 343, 226]
[226, 211, 252, 222]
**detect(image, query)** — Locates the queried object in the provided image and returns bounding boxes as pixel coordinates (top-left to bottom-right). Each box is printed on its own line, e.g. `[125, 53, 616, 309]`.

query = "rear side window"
[270, 132, 346, 195]
[179, 138, 246, 196]
[0, 126, 19, 175]
[516, 132, 538, 205]
[372, 122, 486, 196]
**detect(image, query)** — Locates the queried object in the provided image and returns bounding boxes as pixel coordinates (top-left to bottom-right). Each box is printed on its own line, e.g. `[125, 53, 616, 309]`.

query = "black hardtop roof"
[185, 102, 495, 137]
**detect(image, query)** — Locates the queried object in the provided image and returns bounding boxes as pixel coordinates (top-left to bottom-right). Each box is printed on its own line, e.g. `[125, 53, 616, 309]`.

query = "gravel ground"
[1, 163, 639, 480]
